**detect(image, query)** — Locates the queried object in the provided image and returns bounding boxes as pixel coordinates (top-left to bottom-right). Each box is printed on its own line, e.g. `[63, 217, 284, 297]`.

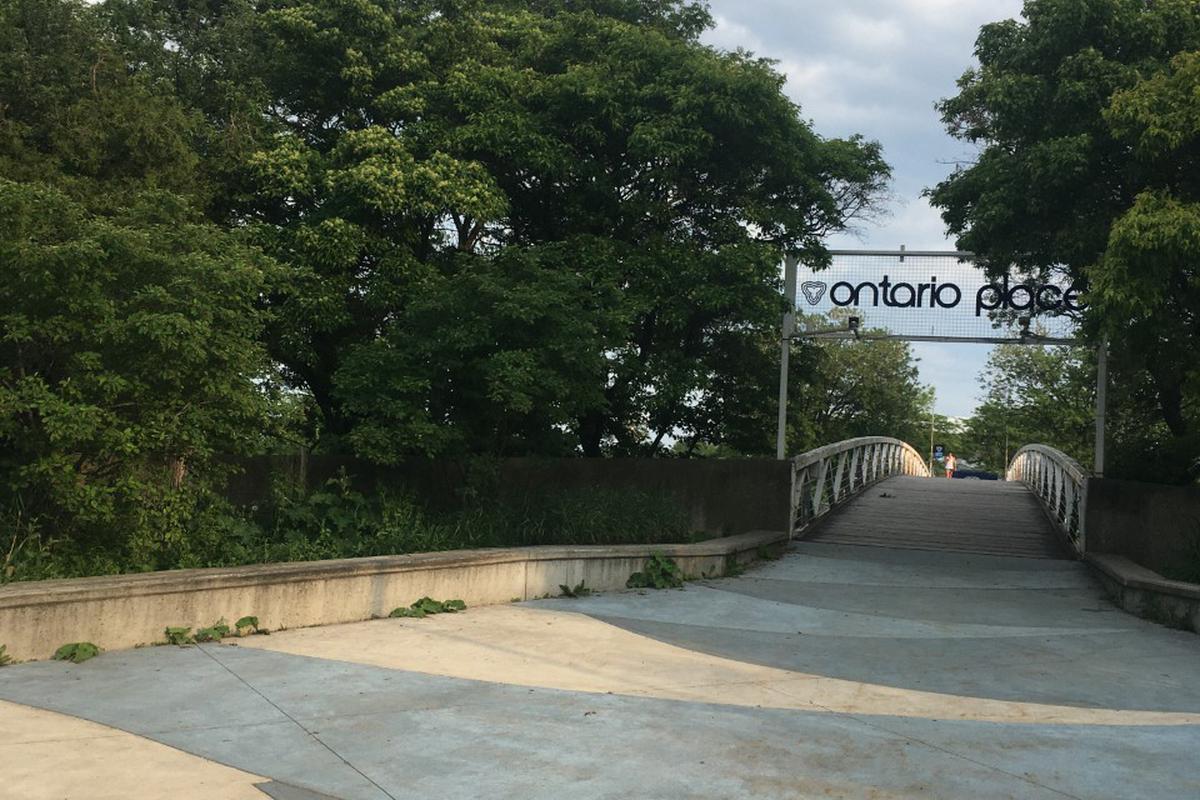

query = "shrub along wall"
[225, 456, 792, 537]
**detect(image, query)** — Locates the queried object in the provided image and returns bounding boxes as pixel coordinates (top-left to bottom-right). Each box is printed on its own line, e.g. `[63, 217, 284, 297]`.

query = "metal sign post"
[776, 255, 798, 460]
[1094, 339, 1107, 477]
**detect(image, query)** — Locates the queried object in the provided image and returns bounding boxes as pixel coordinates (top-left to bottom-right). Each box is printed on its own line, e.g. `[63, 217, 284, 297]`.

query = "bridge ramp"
[807, 475, 1067, 559]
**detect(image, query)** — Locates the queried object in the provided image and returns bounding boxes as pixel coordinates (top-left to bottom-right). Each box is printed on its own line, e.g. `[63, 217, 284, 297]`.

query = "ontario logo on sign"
[794, 252, 1081, 342]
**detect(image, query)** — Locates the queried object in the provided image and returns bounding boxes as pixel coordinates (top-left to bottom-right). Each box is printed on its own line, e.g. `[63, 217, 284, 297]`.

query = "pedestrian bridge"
[788, 436, 1087, 560]
[3, 436, 1198, 799]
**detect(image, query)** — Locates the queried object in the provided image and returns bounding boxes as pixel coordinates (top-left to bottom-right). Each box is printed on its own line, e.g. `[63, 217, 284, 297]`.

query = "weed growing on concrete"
[559, 580, 591, 598]
[389, 597, 467, 618]
[756, 545, 779, 562]
[165, 626, 196, 645]
[53, 642, 99, 664]
[195, 619, 232, 642]
[0, 644, 12, 666]
[626, 553, 684, 589]
[235, 616, 261, 635]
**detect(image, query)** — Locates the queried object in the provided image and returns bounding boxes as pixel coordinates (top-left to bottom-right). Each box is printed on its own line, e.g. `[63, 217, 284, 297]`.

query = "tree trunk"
[578, 410, 605, 456]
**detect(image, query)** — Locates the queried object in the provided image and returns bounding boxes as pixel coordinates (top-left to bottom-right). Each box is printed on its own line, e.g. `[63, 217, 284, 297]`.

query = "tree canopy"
[962, 345, 1094, 475]
[931, 0, 1200, 477]
[1, 0, 903, 577]
[80, 0, 892, 459]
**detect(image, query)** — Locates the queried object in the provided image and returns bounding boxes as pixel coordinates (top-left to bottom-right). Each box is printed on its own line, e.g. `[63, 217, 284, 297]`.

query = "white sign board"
[795, 251, 1081, 343]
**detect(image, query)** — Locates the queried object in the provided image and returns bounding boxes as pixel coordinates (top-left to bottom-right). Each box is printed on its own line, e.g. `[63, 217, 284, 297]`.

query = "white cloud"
[829, 11, 906, 50]
[703, 0, 1027, 414]
[706, 14, 763, 52]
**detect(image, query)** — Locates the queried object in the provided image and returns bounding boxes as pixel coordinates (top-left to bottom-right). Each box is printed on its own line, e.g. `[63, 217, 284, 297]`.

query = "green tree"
[0, 182, 279, 578]
[0, 0, 282, 577]
[1089, 50, 1200, 467]
[0, 0, 210, 203]
[964, 345, 1095, 474]
[787, 321, 933, 454]
[123, 0, 890, 459]
[674, 312, 933, 457]
[930, 0, 1200, 480]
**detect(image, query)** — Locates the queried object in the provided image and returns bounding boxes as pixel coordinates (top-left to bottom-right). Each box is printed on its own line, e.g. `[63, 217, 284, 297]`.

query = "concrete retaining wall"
[1085, 478, 1200, 577]
[1087, 553, 1200, 633]
[223, 456, 792, 536]
[0, 531, 786, 662]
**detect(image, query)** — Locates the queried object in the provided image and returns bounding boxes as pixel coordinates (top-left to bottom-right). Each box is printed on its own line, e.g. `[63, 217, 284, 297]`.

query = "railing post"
[1078, 478, 1088, 553]
[787, 460, 798, 540]
[832, 451, 848, 503]
[812, 457, 829, 516]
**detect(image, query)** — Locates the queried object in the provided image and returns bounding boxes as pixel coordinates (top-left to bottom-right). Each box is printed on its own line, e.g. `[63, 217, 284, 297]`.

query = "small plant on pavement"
[53, 642, 100, 664]
[0, 644, 12, 666]
[235, 616, 262, 636]
[389, 597, 467, 618]
[165, 626, 196, 646]
[559, 580, 592, 598]
[626, 553, 684, 589]
[194, 619, 232, 642]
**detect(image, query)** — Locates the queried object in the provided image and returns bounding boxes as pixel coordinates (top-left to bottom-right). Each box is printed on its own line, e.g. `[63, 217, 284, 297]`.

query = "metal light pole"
[776, 255, 799, 460]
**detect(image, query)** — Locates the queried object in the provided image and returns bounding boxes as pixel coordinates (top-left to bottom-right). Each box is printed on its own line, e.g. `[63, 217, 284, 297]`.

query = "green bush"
[53, 642, 100, 664]
[626, 553, 685, 589]
[1, 471, 694, 583]
[0, 180, 282, 583]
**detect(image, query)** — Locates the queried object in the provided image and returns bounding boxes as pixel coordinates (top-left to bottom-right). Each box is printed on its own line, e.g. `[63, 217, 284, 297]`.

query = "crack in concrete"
[198, 645, 396, 800]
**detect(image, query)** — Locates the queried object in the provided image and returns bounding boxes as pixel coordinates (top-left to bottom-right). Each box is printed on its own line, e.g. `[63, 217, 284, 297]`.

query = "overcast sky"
[702, 0, 1025, 417]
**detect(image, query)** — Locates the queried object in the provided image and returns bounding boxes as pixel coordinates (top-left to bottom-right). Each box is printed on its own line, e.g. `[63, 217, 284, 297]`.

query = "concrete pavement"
[2, 539, 1199, 799]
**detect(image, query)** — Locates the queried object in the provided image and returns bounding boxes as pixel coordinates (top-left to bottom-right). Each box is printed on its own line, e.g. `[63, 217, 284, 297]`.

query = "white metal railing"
[1006, 444, 1088, 555]
[789, 437, 930, 538]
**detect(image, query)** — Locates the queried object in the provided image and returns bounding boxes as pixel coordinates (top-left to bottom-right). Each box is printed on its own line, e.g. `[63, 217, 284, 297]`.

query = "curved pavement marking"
[0, 699, 270, 799]
[237, 604, 1200, 727]
[699, 577, 1140, 629]
[530, 583, 1133, 639]
[747, 551, 1097, 590]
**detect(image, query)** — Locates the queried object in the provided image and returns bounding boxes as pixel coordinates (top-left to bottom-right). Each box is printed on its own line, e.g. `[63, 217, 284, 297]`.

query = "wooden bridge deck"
[807, 475, 1068, 559]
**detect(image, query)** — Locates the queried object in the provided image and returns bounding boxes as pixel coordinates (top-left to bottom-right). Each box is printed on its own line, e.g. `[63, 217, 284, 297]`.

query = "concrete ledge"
[1086, 553, 1200, 633]
[0, 531, 787, 662]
